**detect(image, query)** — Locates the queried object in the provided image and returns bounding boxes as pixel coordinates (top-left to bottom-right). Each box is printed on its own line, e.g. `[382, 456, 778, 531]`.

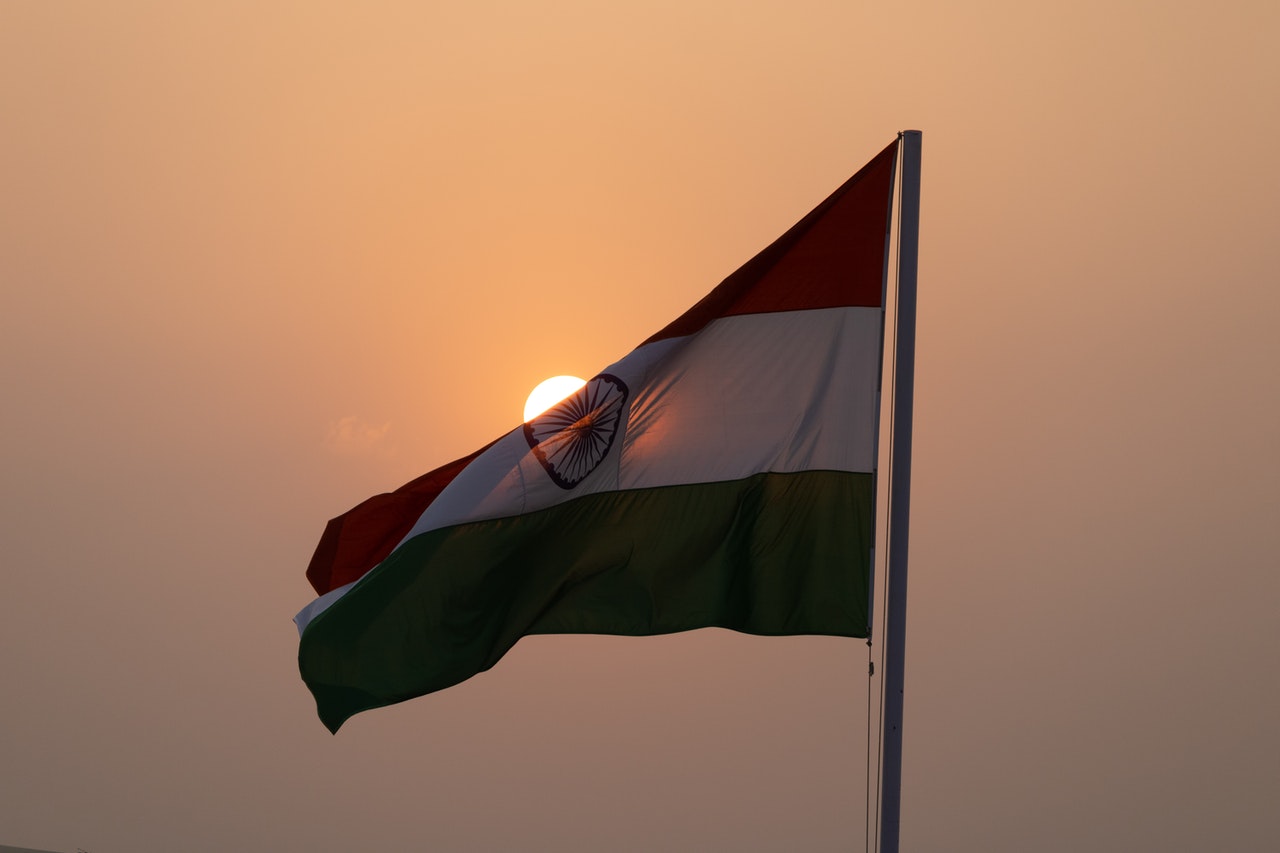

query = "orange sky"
[3, 2, 1279, 851]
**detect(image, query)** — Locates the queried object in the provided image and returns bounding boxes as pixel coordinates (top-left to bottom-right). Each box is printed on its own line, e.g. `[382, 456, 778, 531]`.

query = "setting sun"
[523, 375, 587, 422]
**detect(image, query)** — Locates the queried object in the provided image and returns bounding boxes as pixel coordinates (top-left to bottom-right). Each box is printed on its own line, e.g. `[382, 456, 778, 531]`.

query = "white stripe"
[405, 305, 879, 534]
[294, 583, 354, 634]
[619, 306, 880, 486]
[296, 305, 881, 633]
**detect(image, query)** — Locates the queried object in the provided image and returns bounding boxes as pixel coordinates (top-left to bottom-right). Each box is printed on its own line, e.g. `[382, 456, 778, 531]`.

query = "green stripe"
[300, 470, 873, 732]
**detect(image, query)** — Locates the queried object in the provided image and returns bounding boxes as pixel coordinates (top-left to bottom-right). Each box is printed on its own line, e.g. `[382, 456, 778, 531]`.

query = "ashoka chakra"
[523, 373, 629, 489]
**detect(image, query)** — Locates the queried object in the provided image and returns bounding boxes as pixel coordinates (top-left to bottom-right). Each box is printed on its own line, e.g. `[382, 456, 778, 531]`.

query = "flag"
[297, 140, 899, 732]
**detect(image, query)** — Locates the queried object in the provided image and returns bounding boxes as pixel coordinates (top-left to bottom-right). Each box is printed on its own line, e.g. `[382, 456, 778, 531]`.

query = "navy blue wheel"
[523, 373, 629, 489]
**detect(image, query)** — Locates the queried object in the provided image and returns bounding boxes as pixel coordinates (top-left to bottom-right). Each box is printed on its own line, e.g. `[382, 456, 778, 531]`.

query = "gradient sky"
[3, 2, 1279, 851]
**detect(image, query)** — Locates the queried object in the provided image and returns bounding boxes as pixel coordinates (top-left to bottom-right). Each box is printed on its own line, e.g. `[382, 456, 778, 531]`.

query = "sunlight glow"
[523, 375, 587, 422]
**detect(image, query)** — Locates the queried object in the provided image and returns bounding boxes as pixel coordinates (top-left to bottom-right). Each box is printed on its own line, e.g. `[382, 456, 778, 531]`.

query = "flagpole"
[879, 129, 921, 853]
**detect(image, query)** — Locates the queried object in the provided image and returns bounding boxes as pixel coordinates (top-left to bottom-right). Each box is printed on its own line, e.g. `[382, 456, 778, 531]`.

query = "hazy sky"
[3, 2, 1279, 851]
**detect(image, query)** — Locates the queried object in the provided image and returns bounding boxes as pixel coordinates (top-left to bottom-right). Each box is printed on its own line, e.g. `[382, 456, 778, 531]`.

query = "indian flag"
[297, 140, 899, 733]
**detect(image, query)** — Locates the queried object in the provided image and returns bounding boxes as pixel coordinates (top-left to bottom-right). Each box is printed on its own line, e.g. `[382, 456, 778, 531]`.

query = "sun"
[524, 375, 587, 422]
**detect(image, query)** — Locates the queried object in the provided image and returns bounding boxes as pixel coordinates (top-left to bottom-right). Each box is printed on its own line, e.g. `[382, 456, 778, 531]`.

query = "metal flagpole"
[879, 129, 921, 853]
